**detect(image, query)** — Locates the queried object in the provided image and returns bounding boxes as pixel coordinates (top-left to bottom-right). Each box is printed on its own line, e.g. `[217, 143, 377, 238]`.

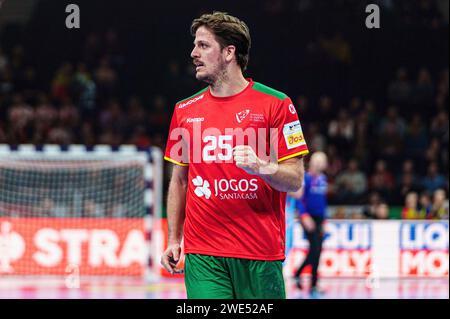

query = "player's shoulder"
[251, 81, 289, 101]
[175, 87, 208, 110]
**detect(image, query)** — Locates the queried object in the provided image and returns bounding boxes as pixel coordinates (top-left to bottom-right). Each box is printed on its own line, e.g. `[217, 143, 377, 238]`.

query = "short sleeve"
[270, 97, 309, 162]
[164, 107, 189, 166]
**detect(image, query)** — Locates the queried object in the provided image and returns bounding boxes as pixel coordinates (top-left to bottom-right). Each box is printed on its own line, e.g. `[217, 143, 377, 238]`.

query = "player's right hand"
[161, 243, 184, 275]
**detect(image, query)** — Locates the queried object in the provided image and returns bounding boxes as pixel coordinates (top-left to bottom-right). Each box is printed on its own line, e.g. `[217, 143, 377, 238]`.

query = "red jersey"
[164, 79, 309, 260]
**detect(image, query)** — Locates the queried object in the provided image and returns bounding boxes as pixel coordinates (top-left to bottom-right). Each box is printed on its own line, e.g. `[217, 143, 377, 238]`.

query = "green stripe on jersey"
[176, 87, 208, 105]
[252, 82, 288, 100]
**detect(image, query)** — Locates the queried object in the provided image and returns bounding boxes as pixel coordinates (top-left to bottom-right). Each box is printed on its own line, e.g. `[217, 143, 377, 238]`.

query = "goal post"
[0, 144, 163, 277]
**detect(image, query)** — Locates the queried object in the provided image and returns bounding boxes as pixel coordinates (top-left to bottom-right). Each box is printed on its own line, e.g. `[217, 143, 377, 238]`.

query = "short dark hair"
[191, 11, 251, 71]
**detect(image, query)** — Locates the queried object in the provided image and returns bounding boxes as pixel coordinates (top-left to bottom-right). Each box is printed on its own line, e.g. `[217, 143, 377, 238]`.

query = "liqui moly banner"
[285, 221, 372, 277]
[400, 221, 449, 277]
[284, 220, 449, 278]
[0, 218, 147, 276]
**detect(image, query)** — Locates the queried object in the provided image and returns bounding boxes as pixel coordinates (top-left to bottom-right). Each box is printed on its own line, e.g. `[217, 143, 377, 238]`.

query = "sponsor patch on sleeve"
[283, 120, 306, 149]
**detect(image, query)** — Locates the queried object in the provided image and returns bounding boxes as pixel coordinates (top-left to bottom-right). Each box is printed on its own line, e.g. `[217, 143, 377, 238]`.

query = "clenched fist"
[233, 145, 277, 175]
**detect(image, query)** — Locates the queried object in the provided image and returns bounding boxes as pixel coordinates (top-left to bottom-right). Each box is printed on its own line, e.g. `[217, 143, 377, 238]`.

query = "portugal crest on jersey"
[236, 109, 250, 123]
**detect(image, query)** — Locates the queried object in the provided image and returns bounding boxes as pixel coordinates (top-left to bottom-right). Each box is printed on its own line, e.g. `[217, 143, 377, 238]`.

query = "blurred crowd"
[0, 0, 448, 219]
[0, 33, 169, 149]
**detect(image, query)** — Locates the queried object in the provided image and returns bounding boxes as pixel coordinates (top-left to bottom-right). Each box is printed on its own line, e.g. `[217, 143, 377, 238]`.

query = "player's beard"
[196, 58, 228, 87]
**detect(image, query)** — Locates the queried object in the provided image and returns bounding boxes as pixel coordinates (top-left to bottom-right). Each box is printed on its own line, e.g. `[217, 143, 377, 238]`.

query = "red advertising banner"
[153, 218, 185, 278]
[0, 218, 147, 276]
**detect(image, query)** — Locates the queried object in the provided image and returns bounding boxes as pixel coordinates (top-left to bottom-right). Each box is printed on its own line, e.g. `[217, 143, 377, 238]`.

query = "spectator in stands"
[395, 170, 422, 205]
[397, 159, 419, 186]
[325, 144, 344, 200]
[0, 64, 13, 94]
[316, 96, 335, 133]
[37, 198, 69, 218]
[363, 100, 379, 128]
[8, 93, 34, 143]
[425, 138, 441, 163]
[163, 60, 184, 97]
[429, 189, 449, 220]
[402, 192, 423, 219]
[369, 159, 395, 202]
[98, 128, 122, 146]
[83, 32, 102, 66]
[435, 69, 448, 102]
[47, 126, 73, 144]
[404, 113, 428, 163]
[379, 106, 407, 138]
[151, 132, 165, 149]
[0, 122, 6, 142]
[51, 62, 73, 102]
[353, 109, 372, 163]
[80, 121, 96, 146]
[129, 125, 152, 148]
[374, 202, 390, 219]
[334, 159, 367, 204]
[422, 162, 446, 193]
[95, 56, 118, 101]
[71, 63, 96, 116]
[99, 99, 128, 134]
[34, 93, 58, 143]
[430, 110, 449, 174]
[306, 123, 327, 152]
[10, 45, 25, 72]
[320, 32, 352, 64]
[362, 191, 382, 219]
[127, 96, 148, 128]
[418, 191, 433, 219]
[148, 95, 170, 135]
[411, 68, 434, 108]
[104, 29, 124, 67]
[332, 207, 347, 219]
[430, 109, 449, 135]
[328, 109, 354, 154]
[377, 115, 404, 171]
[83, 200, 104, 218]
[16, 65, 40, 93]
[296, 95, 311, 120]
[59, 98, 80, 130]
[348, 97, 362, 118]
[111, 203, 128, 218]
[0, 47, 8, 72]
[388, 68, 412, 105]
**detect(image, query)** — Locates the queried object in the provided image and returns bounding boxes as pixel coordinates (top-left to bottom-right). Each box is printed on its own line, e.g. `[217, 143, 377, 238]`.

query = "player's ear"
[223, 45, 236, 63]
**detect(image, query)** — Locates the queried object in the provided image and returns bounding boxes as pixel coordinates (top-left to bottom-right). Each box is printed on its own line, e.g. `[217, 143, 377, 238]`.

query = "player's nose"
[190, 46, 199, 59]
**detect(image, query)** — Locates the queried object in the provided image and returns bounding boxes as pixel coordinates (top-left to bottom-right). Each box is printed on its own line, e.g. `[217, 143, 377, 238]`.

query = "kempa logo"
[186, 117, 204, 123]
[0, 222, 26, 273]
[178, 94, 204, 109]
[192, 176, 211, 199]
[236, 109, 250, 123]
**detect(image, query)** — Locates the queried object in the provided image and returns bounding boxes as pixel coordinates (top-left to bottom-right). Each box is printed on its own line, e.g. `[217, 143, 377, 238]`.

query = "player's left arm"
[262, 156, 304, 192]
[233, 145, 305, 192]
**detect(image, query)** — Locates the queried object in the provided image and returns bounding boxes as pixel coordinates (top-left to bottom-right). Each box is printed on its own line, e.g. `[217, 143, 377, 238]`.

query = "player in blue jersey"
[293, 152, 328, 297]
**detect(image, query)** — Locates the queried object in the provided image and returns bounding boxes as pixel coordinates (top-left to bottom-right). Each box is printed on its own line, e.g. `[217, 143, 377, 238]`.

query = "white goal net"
[0, 144, 163, 277]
